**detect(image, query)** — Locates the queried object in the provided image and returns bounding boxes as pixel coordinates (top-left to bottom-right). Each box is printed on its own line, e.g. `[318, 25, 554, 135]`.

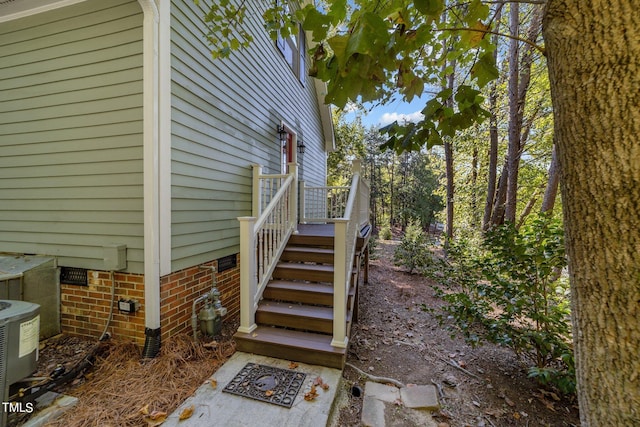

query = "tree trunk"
[506, 5, 544, 223]
[504, 2, 520, 223]
[482, 2, 504, 231]
[543, 1, 640, 425]
[444, 67, 456, 250]
[541, 144, 560, 214]
[490, 161, 508, 227]
[471, 146, 479, 229]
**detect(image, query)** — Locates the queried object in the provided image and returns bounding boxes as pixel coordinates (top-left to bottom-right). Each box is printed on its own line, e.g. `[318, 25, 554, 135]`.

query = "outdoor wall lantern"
[297, 138, 306, 154]
[277, 124, 287, 145]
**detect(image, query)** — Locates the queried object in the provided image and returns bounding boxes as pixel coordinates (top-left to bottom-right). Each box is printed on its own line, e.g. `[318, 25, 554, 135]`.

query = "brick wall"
[60, 255, 241, 346]
[159, 257, 240, 342]
[60, 271, 146, 345]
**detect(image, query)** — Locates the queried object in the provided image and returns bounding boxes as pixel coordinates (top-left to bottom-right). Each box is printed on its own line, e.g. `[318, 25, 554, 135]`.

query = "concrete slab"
[163, 352, 341, 427]
[364, 382, 400, 403]
[22, 393, 78, 427]
[400, 385, 439, 410]
[361, 395, 385, 427]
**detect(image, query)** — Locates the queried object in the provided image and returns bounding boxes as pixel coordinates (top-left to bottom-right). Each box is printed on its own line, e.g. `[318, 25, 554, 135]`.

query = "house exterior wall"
[1, 0, 329, 346]
[0, 0, 145, 273]
[159, 258, 240, 342]
[169, 0, 329, 272]
[60, 271, 146, 344]
[60, 260, 240, 345]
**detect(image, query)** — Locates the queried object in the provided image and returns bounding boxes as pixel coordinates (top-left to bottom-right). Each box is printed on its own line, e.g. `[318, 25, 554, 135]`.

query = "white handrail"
[238, 164, 298, 334]
[331, 173, 361, 348]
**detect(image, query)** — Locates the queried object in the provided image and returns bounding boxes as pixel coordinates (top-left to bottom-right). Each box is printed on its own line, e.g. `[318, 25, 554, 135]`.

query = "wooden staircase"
[234, 226, 368, 369]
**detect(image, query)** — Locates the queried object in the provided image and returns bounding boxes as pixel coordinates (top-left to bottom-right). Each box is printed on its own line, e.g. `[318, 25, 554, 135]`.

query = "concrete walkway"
[360, 382, 440, 427]
[23, 352, 440, 427]
[162, 352, 342, 427]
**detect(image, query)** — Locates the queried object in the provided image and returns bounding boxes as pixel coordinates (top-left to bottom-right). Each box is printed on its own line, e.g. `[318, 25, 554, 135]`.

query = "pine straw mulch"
[44, 330, 236, 427]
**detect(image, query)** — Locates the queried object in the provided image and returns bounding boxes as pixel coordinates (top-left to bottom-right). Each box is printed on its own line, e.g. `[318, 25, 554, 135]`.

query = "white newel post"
[331, 219, 348, 348]
[299, 180, 306, 224]
[237, 216, 257, 334]
[252, 164, 262, 218]
[288, 162, 299, 233]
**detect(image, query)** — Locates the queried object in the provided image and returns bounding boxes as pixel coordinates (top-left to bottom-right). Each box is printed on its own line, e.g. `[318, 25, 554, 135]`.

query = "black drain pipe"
[142, 327, 161, 358]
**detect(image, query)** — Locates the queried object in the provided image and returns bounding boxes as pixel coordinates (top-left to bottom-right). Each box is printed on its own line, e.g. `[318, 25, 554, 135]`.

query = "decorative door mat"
[222, 363, 306, 408]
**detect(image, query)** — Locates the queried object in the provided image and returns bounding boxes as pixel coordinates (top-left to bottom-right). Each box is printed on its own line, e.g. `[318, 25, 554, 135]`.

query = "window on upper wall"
[276, 5, 306, 85]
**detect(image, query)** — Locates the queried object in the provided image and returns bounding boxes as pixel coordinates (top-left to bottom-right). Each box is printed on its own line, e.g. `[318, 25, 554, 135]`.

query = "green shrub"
[379, 223, 393, 240]
[430, 214, 575, 394]
[393, 221, 433, 274]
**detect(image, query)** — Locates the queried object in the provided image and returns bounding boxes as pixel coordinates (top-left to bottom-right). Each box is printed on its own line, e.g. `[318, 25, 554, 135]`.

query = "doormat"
[222, 363, 306, 408]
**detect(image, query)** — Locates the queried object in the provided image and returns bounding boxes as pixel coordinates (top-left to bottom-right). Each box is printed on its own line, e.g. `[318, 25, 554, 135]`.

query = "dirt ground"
[337, 237, 580, 427]
[20, 236, 580, 427]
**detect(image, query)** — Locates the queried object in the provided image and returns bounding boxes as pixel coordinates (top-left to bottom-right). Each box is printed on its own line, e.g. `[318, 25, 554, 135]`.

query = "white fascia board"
[0, 0, 86, 22]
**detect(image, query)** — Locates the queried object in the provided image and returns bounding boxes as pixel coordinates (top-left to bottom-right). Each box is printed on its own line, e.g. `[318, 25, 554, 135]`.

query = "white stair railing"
[300, 184, 350, 222]
[237, 163, 298, 334]
[301, 160, 370, 348]
[331, 160, 370, 348]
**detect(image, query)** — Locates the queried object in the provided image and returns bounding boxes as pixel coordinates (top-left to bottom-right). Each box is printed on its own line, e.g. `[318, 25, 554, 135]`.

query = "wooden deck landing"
[296, 223, 335, 236]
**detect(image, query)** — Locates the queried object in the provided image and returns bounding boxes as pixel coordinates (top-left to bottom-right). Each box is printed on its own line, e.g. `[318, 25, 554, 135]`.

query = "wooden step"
[281, 246, 335, 264]
[263, 280, 334, 306]
[287, 233, 334, 248]
[263, 280, 356, 306]
[234, 326, 346, 369]
[256, 301, 349, 334]
[273, 262, 334, 282]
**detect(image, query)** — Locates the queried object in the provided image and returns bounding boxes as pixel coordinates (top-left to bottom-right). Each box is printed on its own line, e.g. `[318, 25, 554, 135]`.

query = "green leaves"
[414, 0, 444, 17]
[471, 51, 500, 88]
[202, 0, 253, 59]
[429, 214, 575, 394]
[346, 12, 390, 58]
[199, 0, 509, 153]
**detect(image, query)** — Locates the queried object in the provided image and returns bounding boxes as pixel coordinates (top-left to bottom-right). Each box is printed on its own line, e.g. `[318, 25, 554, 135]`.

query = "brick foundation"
[60, 255, 241, 346]
[61, 271, 146, 345]
[159, 257, 240, 342]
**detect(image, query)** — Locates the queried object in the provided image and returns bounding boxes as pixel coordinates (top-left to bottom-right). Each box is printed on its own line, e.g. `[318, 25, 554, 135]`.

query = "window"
[277, 20, 306, 84]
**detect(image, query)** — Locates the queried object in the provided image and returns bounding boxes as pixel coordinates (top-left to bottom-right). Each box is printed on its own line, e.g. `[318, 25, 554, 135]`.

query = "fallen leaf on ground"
[304, 385, 319, 401]
[288, 361, 299, 369]
[149, 411, 167, 421]
[210, 379, 218, 389]
[179, 405, 194, 420]
[313, 376, 330, 390]
[144, 410, 167, 427]
[265, 390, 274, 397]
[139, 404, 150, 415]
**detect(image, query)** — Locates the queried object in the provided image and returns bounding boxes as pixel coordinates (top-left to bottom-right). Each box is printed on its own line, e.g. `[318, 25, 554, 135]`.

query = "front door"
[281, 131, 295, 174]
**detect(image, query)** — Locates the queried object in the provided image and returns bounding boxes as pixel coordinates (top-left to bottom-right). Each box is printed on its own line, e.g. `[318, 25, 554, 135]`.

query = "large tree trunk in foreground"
[543, 1, 640, 425]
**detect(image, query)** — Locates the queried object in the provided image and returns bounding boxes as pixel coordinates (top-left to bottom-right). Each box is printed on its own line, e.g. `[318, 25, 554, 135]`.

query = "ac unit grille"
[0, 324, 7, 399]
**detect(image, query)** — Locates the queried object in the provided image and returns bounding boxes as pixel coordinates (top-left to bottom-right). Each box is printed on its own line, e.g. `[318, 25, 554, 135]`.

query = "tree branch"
[438, 27, 546, 56]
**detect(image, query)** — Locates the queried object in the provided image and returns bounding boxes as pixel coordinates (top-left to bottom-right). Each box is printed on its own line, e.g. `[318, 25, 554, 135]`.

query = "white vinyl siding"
[169, 0, 328, 271]
[0, 0, 145, 272]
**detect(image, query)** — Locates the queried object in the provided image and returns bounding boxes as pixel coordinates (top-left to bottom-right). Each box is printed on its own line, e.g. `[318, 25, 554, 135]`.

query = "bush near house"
[395, 215, 576, 394]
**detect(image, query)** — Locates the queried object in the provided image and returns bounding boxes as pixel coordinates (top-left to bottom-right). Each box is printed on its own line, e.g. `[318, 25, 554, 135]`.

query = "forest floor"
[336, 234, 580, 427]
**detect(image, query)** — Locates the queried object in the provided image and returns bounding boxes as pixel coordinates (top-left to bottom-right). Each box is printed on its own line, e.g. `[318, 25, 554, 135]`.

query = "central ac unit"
[0, 300, 40, 427]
